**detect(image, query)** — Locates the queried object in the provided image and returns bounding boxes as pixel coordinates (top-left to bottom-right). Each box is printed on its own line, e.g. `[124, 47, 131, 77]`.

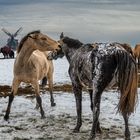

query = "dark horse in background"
[0, 46, 14, 59]
[48, 33, 138, 140]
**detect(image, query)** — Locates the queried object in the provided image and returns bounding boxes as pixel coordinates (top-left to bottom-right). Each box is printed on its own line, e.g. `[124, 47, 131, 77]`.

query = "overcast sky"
[0, 0, 140, 46]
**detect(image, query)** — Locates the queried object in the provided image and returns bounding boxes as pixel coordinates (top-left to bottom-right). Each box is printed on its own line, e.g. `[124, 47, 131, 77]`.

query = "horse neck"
[16, 40, 36, 65]
[64, 47, 77, 64]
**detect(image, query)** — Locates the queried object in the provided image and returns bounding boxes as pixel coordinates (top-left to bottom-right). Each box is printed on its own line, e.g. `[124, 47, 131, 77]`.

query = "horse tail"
[116, 50, 138, 116]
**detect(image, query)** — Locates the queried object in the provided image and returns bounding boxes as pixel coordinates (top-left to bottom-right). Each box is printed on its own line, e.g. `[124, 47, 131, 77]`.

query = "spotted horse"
[48, 33, 138, 140]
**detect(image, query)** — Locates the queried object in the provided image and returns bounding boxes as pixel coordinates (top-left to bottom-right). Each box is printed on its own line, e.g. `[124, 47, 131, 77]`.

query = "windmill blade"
[13, 27, 23, 37]
[1, 28, 12, 37]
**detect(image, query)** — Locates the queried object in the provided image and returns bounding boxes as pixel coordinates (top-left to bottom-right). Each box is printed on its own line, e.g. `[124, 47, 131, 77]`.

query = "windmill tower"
[1, 27, 22, 50]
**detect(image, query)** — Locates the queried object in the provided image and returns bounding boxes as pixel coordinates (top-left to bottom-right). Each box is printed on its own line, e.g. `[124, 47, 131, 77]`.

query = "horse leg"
[89, 89, 93, 111]
[123, 113, 130, 140]
[73, 85, 82, 133]
[41, 76, 47, 88]
[48, 73, 56, 107]
[13, 52, 15, 58]
[88, 89, 102, 134]
[6, 54, 8, 59]
[4, 79, 20, 121]
[4, 93, 14, 121]
[89, 87, 102, 140]
[33, 82, 45, 118]
[36, 76, 47, 109]
[89, 65, 117, 139]
[5, 53, 8, 59]
[4, 53, 6, 59]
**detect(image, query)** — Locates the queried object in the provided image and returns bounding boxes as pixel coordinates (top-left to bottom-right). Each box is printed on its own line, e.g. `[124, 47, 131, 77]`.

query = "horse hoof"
[125, 137, 131, 140]
[35, 105, 39, 110]
[51, 102, 56, 107]
[96, 128, 102, 134]
[88, 135, 96, 140]
[73, 127, 80, 133]
[41, 115, 46, 119]
[4, 115, 9, 121]
[88, 137, 95, 140]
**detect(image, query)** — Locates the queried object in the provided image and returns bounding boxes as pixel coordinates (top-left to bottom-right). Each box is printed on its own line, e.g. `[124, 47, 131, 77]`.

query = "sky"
[0, 0, 140, 47]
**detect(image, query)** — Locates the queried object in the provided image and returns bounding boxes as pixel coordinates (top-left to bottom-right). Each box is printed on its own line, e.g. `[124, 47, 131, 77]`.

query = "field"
[0, 0, 140, 139]
[0, 56, 140, 140]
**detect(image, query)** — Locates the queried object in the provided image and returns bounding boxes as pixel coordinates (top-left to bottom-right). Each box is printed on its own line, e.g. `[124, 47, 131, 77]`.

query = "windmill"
[1, 27, 22, 50]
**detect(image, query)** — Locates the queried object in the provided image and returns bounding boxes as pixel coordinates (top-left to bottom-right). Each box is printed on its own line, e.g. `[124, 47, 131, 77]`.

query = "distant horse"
[0, 46, 14, 58]
[4, 30, 61, 120]
[9, 49, 14, 58]
[48, 33, 138, 140]
[133, 44, 140, 69]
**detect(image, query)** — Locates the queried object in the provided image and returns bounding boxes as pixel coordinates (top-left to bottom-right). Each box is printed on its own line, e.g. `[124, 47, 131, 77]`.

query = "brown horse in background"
[4, 30, 60, 120]
[0, 46, 14, 58]
[133, 44, 140, 69]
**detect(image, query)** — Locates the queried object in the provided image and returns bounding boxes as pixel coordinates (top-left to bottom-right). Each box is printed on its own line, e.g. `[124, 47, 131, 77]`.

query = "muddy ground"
[0, 88, 140, 140]
[0, 57, 139, 140]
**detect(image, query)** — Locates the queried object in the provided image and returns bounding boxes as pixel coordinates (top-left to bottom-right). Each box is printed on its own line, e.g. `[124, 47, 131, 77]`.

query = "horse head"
[47, 32, 83, 61]
[28, 31, 61, 52]
[47, 32, 65, 60]
[17, 30, 61, 53]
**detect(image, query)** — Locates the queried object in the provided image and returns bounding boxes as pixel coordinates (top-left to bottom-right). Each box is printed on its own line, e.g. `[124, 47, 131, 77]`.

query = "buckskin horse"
[48, 33, 138, 140]
[4, 30, 61, 120]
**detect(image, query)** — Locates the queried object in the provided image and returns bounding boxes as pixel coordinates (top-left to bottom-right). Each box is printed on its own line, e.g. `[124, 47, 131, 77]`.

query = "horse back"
[14, 50, 53, 81]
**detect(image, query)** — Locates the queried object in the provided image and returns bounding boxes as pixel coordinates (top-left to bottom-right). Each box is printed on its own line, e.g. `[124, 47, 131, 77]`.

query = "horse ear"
[60, 32, 64, 39]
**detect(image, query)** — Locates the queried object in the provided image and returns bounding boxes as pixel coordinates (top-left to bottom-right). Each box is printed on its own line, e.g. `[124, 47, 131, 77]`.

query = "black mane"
[63, 37, 83, 48]
[17, 30, 40, 53]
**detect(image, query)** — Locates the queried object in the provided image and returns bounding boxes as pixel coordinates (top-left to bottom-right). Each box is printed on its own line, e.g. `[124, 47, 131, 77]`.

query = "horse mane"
[17, 30, 40, 53]
[63, 37, 83, 48]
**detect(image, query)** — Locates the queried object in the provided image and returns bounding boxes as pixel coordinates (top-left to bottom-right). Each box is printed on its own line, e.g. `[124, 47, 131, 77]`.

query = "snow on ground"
[0, 54, 70, 85]
[0, 56, 140, 140]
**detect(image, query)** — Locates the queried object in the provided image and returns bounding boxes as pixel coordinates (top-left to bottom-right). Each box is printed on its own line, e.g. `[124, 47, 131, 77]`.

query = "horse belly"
[78, 71, 93, 89]
[70, 53, 93, 89]
[69, 64, 93, 89]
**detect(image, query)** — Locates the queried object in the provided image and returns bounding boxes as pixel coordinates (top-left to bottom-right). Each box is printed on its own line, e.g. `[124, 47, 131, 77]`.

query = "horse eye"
[41, 37, 47, 40]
